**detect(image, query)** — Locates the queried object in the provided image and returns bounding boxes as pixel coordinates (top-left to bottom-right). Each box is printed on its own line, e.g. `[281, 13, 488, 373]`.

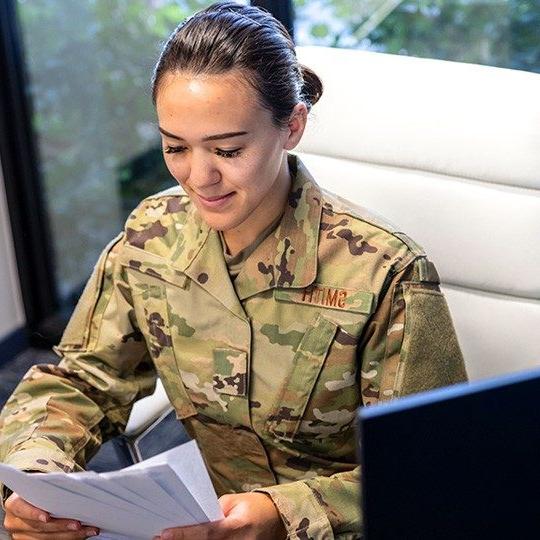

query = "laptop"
[358, 368, 540, 539]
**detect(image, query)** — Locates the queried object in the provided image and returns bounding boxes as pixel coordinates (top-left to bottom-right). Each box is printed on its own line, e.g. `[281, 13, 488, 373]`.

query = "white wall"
[0, 162, 25, 340]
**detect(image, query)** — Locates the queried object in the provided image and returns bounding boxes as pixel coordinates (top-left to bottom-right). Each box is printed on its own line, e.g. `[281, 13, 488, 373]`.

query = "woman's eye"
[215, 148, 242, 159]
[163, 146, 242, 158]
[164, 145, 186, 154]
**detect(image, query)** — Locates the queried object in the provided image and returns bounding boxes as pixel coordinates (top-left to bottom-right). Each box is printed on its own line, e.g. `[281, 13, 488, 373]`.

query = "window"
[16, 0, 241, 308]
[293, 0, 540, 74]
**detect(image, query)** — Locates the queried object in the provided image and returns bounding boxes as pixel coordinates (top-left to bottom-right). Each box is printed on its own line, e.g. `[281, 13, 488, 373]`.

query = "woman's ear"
[283, 102, 308, 150]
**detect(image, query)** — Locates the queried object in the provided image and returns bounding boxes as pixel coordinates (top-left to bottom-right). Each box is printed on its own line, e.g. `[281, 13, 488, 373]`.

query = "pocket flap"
[266, 314, 338, 442]
[120, 244, 188, 289]
[126, 266, 196, 420]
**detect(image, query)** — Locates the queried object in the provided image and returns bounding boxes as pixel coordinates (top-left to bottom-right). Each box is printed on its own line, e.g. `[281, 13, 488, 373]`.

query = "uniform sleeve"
[364, 254, 468, 402]
[0, 232, 156, 503]
[255, 255, 468, 539]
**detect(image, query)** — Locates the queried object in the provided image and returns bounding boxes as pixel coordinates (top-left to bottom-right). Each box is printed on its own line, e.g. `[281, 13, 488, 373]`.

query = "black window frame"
[252, 0, 294, 39]
[0, 0, 58, 346]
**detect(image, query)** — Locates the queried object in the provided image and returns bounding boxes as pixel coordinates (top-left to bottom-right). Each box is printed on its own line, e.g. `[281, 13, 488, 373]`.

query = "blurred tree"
[294, 0, 540, 73]
[16, 0, 213, 301]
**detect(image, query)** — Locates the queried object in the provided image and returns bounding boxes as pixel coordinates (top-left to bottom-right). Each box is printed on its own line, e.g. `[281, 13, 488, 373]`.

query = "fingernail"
[68, 521, 80, 530]
[85, 529, 99, 537]
[39, 514, 48, 523]
[162, 531, 172, 540]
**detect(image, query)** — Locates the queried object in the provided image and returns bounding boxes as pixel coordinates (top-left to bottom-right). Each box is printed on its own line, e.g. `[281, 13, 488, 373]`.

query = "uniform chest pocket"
[266, 313, 339, 442]
[177, 344, 249, 428]
[123, 251, 251, 426]
[125, 267, 197, 420]
[266, 311, 364, 445]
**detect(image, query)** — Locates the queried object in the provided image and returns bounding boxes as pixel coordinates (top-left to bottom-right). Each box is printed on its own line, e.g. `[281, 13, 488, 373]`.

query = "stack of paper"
[0, 440, 223, 539]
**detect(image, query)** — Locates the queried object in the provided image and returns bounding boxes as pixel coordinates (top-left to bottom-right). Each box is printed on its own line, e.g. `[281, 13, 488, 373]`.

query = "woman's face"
[155, 70, 305, 238]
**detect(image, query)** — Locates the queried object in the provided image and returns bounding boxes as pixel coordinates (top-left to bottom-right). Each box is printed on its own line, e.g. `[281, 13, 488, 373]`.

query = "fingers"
[6, 514, 85, 533]
[158, 522, 212, 539]
[5, 493, 50, 523]
[218, 494, 238, 516]
[10, 528, 99, 539]
[158, 517, 241, 540]
[6, 517, 99, 538]
[4, 492, 99, 538]
[9, 516, 99, 536]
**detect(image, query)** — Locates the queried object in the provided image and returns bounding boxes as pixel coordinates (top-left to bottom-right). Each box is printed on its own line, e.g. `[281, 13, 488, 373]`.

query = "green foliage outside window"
[17, 0, 215, 301]
[294, 0, 540, 74]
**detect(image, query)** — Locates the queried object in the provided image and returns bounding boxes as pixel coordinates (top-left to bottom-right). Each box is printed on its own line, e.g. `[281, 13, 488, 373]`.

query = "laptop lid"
[358, 368, 540, 539]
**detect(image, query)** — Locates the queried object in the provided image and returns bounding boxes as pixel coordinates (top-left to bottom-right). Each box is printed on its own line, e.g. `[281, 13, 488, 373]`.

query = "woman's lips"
[196, 191, 235, 209]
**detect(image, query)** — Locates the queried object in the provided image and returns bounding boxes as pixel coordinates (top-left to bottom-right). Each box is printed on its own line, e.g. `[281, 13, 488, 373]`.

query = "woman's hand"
[3, 492, 99, 539]
[155, 492, 287, 540]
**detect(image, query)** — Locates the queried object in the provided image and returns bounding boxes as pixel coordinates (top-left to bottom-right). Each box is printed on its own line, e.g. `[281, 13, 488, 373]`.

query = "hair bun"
[300, 64, 323, 109]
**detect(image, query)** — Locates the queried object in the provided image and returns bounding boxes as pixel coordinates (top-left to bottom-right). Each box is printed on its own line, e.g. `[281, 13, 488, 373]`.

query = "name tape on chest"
[274, 284, 374, 314]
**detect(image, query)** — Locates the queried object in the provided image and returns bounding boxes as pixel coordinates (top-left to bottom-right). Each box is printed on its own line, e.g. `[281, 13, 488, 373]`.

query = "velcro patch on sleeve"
[274, 284, 374, 314]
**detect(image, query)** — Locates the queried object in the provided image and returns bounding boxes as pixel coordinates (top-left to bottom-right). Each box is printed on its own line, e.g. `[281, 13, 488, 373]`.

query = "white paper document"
[0, 440, 223, 540]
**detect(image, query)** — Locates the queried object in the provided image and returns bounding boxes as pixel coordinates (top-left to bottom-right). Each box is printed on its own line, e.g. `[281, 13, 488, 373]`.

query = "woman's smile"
[195, 190, 236, 209]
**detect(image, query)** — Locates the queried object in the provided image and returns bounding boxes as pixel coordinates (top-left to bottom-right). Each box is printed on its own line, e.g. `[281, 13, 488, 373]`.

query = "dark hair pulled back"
[152, 1, 323, 129]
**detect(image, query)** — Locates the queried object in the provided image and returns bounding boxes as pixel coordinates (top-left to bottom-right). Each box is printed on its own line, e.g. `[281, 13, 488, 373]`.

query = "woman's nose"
[187, 152, 220, 190]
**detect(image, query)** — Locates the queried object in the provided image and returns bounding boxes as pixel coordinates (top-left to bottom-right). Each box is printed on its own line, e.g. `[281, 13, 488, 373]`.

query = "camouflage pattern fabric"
[0, 153, 467, 539]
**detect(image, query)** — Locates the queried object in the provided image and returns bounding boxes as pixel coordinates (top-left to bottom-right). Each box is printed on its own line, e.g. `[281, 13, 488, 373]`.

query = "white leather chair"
[295, 46, 540, 381]
[125, 46, 540, 438]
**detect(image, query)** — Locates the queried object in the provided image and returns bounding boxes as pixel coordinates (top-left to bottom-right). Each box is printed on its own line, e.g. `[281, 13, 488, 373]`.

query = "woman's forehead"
[156, 70, 265, 123]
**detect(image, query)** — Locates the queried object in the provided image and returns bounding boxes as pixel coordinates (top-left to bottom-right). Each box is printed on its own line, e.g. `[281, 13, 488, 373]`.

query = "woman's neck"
[222, 159, 291, 257]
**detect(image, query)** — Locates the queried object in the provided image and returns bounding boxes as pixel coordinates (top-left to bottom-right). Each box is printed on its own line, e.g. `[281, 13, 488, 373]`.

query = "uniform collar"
[177, 153, 322, 303]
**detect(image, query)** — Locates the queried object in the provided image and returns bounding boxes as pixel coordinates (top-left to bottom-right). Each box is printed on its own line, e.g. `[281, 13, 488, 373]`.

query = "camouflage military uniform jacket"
[0, 153, 467, 539]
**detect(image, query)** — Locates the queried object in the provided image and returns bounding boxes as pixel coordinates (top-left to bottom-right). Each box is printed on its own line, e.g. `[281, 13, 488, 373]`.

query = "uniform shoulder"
[126, 185, 191, 222]
[123, 185, 193, 254]
[319, 187, 425, 261]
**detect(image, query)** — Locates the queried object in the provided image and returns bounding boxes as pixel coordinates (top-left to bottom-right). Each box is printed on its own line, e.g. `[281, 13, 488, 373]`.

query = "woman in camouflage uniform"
[0, 2, 467, 539]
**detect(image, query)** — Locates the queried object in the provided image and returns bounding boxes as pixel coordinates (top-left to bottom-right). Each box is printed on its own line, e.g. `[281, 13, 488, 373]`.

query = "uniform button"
[197, 272, 209, 283]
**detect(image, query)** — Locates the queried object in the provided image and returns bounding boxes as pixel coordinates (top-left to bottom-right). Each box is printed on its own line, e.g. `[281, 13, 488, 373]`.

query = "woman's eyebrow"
[158, 127, 248, 142]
